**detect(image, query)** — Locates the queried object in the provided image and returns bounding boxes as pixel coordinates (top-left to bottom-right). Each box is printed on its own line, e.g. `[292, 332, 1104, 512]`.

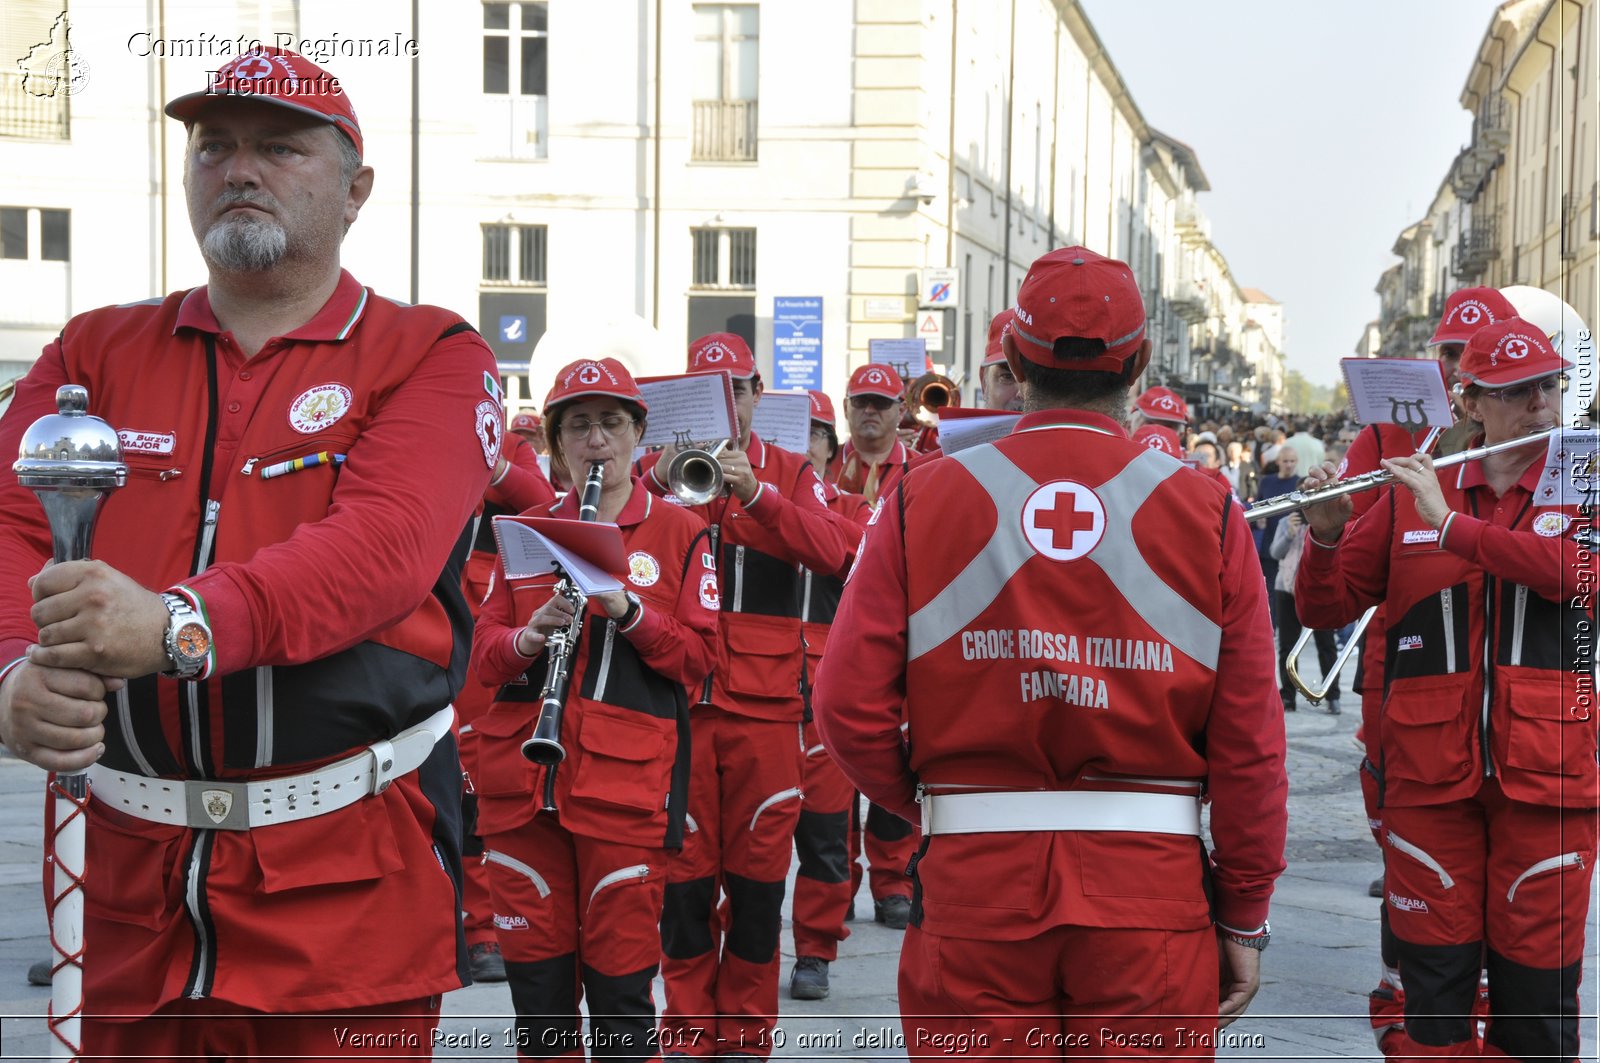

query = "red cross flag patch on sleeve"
[475, 399, 503, 469]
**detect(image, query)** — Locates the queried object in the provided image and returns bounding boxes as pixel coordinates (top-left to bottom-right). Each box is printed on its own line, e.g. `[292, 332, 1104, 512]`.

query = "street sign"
[868, 338, 929, 373]
[772, 296, 823, 391]
[917, 311, 945, 353]
[919, 267, 960, 310]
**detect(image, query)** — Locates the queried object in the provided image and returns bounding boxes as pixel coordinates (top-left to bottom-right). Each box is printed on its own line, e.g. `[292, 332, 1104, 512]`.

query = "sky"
[1080, 0, 1500, 387]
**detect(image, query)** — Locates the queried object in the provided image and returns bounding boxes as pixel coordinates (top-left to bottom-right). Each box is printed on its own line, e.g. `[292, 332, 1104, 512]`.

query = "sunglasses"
[848, 395, 898, 411]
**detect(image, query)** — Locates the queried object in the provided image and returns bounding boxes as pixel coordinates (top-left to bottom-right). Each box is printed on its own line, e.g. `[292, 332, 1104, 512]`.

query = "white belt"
[88, 706, 455, 831]
[919, 789, 1202, 837]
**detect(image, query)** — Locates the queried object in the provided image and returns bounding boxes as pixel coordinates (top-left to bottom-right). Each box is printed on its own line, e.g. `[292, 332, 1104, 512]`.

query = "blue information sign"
[773, 297, 823, 391]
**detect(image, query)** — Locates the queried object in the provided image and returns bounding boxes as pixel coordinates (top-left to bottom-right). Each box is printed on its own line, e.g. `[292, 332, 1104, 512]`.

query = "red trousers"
[792, 721, 855, 960]
[484, 814, 666, 1062]
[898, 923, 1219, 1058]
[660, 707, 803, 1058]
[1383, 783, 1597, 1059]
[458, 723, 496, 948]
[84, 996, 440, 1060]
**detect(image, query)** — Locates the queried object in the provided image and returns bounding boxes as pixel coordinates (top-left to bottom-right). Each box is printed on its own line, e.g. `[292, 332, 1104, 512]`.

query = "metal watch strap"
[160, 592, 207, 679]
[1223, 920, 1270, 951]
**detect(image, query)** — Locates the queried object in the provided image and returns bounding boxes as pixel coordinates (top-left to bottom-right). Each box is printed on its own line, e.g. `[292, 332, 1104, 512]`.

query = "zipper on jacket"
[592, 620, 617, 702]
[733, 545, 746, 613]
[800, 569, 814, 623]
[1440, 587, 1456, 673]
[183, 832, 214, 999]
[1506, 851, 1584, 903]
[1480, 575, 1495, 778]
[587, 863, 650, 910]
[1510, 584, 1528, 666]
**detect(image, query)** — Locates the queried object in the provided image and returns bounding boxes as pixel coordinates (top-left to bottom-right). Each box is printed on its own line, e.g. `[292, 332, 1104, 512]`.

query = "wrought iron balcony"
[1451, 212, 1500, 279]
[0, 72, 69, 141]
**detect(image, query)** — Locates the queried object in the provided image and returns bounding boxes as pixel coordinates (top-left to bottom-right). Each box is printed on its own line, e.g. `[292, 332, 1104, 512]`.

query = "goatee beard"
[203, 213, 288, 272]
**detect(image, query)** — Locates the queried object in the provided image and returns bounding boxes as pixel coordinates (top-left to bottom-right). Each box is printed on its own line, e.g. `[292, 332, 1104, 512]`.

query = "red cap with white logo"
[165, 47, 364, 158]
[688, 333, 758, 380]
[808, 390, 837, 426]
[1458, 317, 1573, 388]
[1009, 247, 1147, 372]
[982, 308, 1017, 368]
[1132, 424, 1185, 459]
[1428, 287, 1516, 347]
[1134, 386, 1190, 426]
[542, 358, 648, 417]
[508, 411, 542, 435]
[847, 364, 904, 400]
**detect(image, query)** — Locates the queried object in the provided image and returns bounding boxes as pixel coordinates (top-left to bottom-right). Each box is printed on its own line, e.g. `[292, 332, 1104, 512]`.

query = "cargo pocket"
[85, 805, 185, 930]
[468, 708, 540, 834]
[916, 832, 1045, 911]
[568, 703, 674, 814]
[722, 614, 802, 702]
[1501, 668, 1596, 803]
[253, 789, 403, 893]
[1381, 676, 1472, 786]
[1079, 832, 1208, 901]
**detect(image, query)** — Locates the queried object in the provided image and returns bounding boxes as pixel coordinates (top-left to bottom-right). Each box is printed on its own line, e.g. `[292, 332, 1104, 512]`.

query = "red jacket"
[802, 484, 873, 674]
[641, 435, 849, 721]
[837, 438, 913, 506]
[1296, 443, 1596, 809]
[0, 271, 496, 1013]
[815, 409, 1287, 937]
[471, 480, 718, 847]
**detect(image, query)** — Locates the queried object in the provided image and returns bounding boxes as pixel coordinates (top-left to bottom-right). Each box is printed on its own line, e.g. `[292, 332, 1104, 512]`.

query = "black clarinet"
[521, 461, 606, 810]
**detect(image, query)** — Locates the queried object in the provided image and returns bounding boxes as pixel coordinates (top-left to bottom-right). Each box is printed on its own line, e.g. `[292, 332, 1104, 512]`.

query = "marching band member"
[980, 309, 1024, 412]
[817, 247, 1287, 1058]
[839, 364, 917, 503]
[0, 49, 493, 1055]
[1336, 284, 1514, 1058]
[1132, 385, 1191, 432]
[472, 358, 717, 1061]
[789, 390, 874, 1001]
[457, 426, 557, 984]
[1297, 318, 1593, 1061]
[643, 334, 850, 1058]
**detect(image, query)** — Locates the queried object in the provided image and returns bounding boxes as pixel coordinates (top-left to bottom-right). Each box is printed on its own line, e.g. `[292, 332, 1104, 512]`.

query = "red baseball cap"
[508, 411, 542, 436]
[1458, 317, 1574, 389]
[688, 333, 758, 379]
[1009, 247, 1147, 371]
[808, 390, 837, 426]
[165, 48, 363, 159]
[542, 358, 648, 417]
[1428, 287, 1516, 347]
[1135, 386, 1190, 425]
[981, 308, 1016, 368]
[846, 364, 904, 400]
[1132, 424, 1185, 459]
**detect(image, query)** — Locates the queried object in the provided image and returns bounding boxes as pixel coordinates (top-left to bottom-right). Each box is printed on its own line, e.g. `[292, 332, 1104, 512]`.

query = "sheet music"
[937, 411, 1020, 454]
[492, 517, 625, 594]
[636, 372, 736, 448]
[1533, 427, 1600, 508]
[1342, 358, 1454, 428]
[751, 390, 813, 454]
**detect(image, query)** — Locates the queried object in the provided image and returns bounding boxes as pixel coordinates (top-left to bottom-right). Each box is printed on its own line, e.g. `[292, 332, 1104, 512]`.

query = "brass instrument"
[906, 371, 959, 428]
[666, 434, 729, 506]
[1244, 427, 1559, 522]
[522, 460, 606, 807]
[1287, 605, 1376, 703]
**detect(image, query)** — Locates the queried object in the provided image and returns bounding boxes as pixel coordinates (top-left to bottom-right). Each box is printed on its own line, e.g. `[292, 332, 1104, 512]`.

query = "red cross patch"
[1020, 480, 1105, 561]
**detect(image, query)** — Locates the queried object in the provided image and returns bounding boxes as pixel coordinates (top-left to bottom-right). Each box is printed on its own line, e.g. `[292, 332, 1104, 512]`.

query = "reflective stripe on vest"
[906, 443, 1221, 671]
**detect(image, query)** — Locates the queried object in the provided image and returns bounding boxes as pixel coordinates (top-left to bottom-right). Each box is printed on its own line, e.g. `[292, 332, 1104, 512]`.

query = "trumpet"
[666, 434, 729, 506]
[1244, 427, 1559, 522]
[906, 371, 959, 428]
[522, 460, 605, 806]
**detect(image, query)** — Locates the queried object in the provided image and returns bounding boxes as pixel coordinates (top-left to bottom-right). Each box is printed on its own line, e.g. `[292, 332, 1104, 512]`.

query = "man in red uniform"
[980, 309, 1024, 412]
[0, 49, 494, 1055]
[1298, 318, 1594, 1061]
[816, 246, 1287, 1058]
[789, 390, 874, 1000]
[645, 334, 850, 1058]
[1336, 284, 1514, 1059]
[839, 364, 917, 505]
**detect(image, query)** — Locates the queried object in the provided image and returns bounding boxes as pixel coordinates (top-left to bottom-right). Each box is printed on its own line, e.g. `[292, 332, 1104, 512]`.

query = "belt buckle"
[187, 780, 250, 831]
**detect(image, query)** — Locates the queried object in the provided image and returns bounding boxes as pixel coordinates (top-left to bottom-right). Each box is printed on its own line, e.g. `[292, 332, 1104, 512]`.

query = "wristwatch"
[160, 593, 212, 680]
[1222, 921, 1271, 951]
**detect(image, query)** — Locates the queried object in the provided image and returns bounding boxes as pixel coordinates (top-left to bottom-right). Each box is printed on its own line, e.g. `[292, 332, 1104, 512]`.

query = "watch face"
[175, 622, 210, 660]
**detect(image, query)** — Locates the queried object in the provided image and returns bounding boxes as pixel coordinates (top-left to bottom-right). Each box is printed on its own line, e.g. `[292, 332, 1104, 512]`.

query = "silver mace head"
[13, 384, 126, 563]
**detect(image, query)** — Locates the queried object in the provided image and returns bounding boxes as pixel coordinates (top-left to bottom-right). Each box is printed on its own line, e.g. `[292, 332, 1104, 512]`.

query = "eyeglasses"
[559, 414, 637, 440]
[1482, 375, 1567, 404]
[848, 395, 897, 411]
[809, 426, 832, 441]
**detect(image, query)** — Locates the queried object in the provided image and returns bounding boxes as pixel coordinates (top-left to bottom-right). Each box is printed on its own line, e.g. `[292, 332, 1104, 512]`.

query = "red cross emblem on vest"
[1021, 480, 1106, 561]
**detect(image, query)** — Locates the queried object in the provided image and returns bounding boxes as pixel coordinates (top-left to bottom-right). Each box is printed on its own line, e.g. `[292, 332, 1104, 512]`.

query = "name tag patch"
[117, 429, 176, 455]
[1402, 529, 1440, 545]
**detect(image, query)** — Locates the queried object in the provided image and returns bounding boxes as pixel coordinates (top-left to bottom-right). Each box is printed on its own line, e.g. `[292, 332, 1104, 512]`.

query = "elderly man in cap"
[0, 48, 495, 1055]
[816, 247, 1287, 1058]
[839, 363, 919, 506]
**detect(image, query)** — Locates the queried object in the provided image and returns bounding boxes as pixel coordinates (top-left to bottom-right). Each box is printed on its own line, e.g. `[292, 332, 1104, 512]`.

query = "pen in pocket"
[258, 452, 347, 480]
